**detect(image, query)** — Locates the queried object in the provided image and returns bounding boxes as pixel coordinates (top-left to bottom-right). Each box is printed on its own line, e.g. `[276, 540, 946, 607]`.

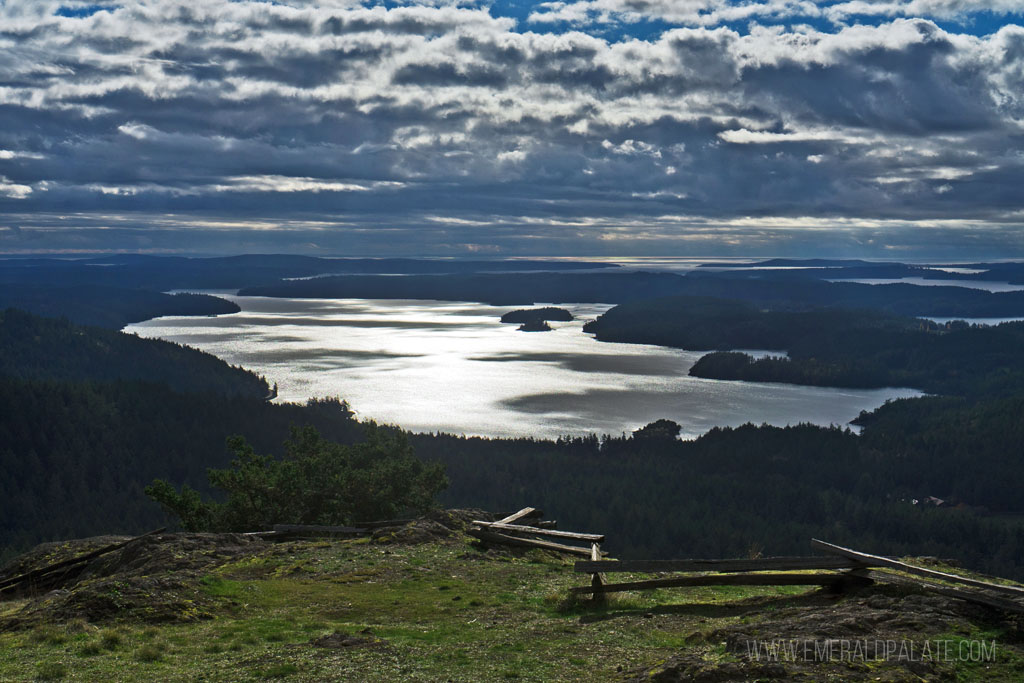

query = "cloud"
[0, 178, 33, 199]
[0, 1, 1021, 255]
[825, 1, 1024, 23]
[526, 0, 1024, 28]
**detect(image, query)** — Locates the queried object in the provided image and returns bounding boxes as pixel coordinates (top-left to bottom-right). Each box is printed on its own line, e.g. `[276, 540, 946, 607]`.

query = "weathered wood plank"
[570, 572, 848, 595]
[0, 528, 165, 594]
[811, 539, 1024, 598]
[574, 556, 875, 574]
[471, 521, 603, 542]
[352, 518, 415, 529]
[271, 524, 367, 535]
[495, 508, 541, 525]
[851, 569, 1024, 614]
[467, 528, 597, 557]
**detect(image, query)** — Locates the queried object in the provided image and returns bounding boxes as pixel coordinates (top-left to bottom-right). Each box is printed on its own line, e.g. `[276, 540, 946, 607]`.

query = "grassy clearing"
[0, 536, 1020, 681]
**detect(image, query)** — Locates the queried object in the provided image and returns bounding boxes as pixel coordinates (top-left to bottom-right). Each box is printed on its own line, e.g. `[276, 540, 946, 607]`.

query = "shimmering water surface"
[127, 296, 922, 440]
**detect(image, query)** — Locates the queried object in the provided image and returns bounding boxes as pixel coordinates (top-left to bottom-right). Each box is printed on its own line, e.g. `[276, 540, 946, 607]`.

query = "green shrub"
[147, 425, 447, 531]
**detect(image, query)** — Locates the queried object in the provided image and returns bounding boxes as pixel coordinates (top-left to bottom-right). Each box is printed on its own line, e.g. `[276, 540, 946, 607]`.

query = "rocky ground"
[1, 511, 1023, 681]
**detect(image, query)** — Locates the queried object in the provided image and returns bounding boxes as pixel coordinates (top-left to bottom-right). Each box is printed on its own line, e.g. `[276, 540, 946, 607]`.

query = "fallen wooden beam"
[574, 556, 875, 574]
[352, 518, 415, 529]
[570, 572, 854, 595]
[467, 527, 598, 557]
[471, 520, 604, 543]
[0, 528, 165, 595]
[851, 569, 1024, 615]
[495, 507, 542, 525]
[811, 539, 1024, 598]
[271, 524, 368, 535]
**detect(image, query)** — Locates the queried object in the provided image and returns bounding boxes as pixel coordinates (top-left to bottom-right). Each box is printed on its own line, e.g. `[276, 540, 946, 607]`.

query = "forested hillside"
[0, 309, 267, 398]
[0, 377, 364, 563]
[415, 415, 1024, 579]
[584, 296, 1024, 395]
[0, 310, 365, 562]
[0, 286, 240, 329]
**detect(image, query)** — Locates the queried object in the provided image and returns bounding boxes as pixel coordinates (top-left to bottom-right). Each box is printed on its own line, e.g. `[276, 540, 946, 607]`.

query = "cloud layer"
[1, 0, 1023, 255]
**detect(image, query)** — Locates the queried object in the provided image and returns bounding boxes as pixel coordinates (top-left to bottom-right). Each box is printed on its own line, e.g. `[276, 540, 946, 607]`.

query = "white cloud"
[0, 178, 33, 199]
[527, 0, 1022, 28]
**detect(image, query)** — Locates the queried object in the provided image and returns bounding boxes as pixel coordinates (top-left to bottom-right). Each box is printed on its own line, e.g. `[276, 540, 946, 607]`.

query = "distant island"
[517, 320, 552, 332]
[500, 307, 574, 325]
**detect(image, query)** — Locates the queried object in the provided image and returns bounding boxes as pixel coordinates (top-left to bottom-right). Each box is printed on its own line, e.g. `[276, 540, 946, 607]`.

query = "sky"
[1, 0, 1023, 258]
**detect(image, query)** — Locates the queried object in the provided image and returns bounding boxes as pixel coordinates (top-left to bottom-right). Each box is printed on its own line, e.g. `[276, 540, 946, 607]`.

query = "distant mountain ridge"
[0, 255, 617, 328]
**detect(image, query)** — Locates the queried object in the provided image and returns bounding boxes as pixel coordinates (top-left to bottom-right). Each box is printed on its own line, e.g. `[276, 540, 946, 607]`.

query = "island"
[500, 307, 573, 326]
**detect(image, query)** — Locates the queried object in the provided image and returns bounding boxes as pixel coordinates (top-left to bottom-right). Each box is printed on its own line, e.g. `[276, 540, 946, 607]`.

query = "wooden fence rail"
[472, 521, 603, 543]
[574, 556, 878, 574]
[811, 539, 1024, 598]
[466, 528, 602, 557]
[570, 537, 1024, 616]
[571, 572, 866, 595]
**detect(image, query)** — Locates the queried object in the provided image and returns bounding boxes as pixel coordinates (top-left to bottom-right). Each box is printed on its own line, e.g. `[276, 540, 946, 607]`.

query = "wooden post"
[589, 542, 606, 604]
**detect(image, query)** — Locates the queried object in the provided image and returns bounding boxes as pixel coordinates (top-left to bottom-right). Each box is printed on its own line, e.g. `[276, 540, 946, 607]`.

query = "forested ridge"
[417, 422, 1024, 578]
[0, 286, 240, 329]
[584, 296, 1024, 395]
[239, 268, 1024, 317]
[0, 374, 364, 563]
[0, 308, 268, 398]
[0, 255, 614, 291]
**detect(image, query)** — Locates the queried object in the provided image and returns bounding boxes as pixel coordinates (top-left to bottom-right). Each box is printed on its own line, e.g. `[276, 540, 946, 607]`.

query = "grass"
[34, 662, 67, 681]
[0, 537, 1020, 682]
[133, 643, 164, 663]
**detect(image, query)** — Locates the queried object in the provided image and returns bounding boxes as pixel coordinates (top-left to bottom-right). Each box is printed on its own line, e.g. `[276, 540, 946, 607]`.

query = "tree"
[146, 424, 447, 531]
[632, 419, 682, 441]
